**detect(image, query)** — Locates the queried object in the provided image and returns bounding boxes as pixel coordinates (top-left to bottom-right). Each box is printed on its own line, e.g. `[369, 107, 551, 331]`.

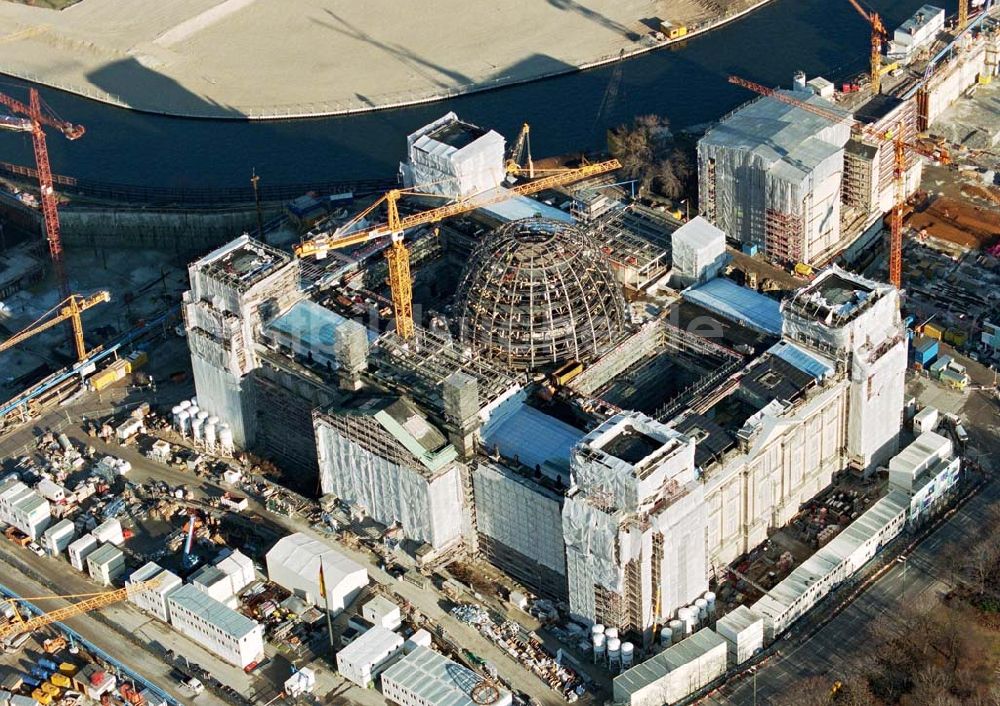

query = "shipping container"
[124, 350, 148, 373]
[922, 322, 943, 340]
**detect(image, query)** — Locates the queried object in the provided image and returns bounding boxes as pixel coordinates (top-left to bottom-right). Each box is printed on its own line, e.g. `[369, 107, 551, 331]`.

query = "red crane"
[0, 87, 84, 303]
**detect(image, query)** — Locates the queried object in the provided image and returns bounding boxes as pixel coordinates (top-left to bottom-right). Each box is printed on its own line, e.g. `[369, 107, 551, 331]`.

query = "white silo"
[190, 397, 198, 408]
[695, 598, 708, 621]
[192, 414, 206, 443]
[171, 405, 182, 429]
[660, 628, 673, 648]
[592, 623, 606, 637]
[704, 591, 717, 618]
[621, 642, 635, 669]
[177, 411, 190, 437]
[204, 415, 219, 450]
[679, 608, 695, 634]
[607, 638, 621, 673]
[668, 620, 684, 643]
[179, 400, 191, 412]
[218, 424, 234, 456]
[592, 634, 606, 664]
[605, 627, 619, 641]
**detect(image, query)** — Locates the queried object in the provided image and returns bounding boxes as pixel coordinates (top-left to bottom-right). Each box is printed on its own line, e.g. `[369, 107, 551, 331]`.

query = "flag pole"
[320, 557, 336, 657]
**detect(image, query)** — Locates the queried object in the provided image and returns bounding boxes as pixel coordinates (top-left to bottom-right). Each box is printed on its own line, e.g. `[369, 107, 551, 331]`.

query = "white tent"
[266, 533, 368, 614]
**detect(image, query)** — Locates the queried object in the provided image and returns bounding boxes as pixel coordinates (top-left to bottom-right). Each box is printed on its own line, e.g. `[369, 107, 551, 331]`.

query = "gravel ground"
[0, 0, 755, 118]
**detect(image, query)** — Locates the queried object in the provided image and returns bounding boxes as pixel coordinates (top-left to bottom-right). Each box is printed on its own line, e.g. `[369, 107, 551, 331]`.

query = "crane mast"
[0, 88, 84, 339]
[295, 159, 621, 338]
[0, 291, 110, 361]
[846, 0, 887, 94]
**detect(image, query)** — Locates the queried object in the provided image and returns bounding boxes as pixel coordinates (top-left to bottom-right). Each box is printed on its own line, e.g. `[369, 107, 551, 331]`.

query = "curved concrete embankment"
[0, 0, 774, 120]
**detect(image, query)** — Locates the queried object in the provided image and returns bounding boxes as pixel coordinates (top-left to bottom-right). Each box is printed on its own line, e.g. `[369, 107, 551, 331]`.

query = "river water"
[0, 0, 926, 191]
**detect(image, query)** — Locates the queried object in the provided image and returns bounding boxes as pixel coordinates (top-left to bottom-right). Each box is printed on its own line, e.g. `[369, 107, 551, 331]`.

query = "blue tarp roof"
[481, 403, 583, 478]
[683, 278, 783, 335]
[266, 299, 378, 348]
[768, 340, 834, 381]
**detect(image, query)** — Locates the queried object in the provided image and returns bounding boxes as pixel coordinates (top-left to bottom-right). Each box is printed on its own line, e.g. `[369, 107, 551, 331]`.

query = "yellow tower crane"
[0, 579, 160, 642]
[846, 0, 888, 94]
[0, 291, 110, 362]
[294, 159, 621, 339]
[958, 0, 969, 31]
[505, 123, 534, 178]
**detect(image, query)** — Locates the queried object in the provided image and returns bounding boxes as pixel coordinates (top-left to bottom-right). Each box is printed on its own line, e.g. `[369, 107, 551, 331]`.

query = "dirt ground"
[0, 0, 760, 117]
[907, 194, 1000, 251]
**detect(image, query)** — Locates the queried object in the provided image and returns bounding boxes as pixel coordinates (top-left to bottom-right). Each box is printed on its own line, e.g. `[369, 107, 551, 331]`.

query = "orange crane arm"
[0, 578, 159, 641]
[294, 159, 621, 258]
[0, 92, 84, 140]
[727, 76, 853, 124]
[0, 291, 110, 361]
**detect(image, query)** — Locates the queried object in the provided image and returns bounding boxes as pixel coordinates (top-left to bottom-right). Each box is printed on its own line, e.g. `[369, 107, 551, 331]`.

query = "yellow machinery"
[505, 123, 533, 177]
[0, 578, 159, 642]
[294, 160, 621, 339]
[846, 0, 888, 94]
[0, 291, 109, 362]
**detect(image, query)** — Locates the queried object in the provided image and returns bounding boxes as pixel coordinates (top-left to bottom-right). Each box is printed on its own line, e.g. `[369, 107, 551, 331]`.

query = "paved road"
[0, 543, 233, 706]
[1, 399, 570, 706]
[707, 476, 1000, 705]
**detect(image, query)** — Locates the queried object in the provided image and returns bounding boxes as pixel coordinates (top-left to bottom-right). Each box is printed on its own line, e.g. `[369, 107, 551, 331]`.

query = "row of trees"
[775, 505, 1000, 705]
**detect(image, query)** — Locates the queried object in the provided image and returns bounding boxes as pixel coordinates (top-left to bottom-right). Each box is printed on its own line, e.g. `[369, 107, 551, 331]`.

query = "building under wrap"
[782, 267, 907, 470]
[472, 460, 569, 599]
[399, 112, 506, 198]
[698, 91, 852, 264]
[314, 395, 466, 551]
[184, 235, 302, 450]
[562, 412, 708, 644]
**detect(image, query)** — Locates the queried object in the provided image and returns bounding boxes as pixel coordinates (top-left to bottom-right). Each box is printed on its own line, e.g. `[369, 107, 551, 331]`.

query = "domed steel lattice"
[455, 218, 629, 371]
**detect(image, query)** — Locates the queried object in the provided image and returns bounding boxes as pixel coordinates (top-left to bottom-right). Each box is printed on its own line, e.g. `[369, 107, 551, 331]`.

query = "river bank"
[0, 0, 773, 120]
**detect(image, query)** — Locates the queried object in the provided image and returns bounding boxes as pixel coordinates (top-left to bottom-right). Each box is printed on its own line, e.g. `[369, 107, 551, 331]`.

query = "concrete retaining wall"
[58, 206, 281, 252]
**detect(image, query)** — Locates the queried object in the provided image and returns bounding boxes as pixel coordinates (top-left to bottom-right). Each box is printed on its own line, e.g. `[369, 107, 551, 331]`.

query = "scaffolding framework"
[455, 219, 630, 371]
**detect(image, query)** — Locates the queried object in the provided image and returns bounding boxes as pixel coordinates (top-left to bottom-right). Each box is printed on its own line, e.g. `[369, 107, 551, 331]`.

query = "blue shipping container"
[912, 336, 938, 367]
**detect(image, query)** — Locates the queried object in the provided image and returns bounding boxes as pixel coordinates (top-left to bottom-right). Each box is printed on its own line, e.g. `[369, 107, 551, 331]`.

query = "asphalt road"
[707, 476, 1000, 705]
[0, 393, 570, 706]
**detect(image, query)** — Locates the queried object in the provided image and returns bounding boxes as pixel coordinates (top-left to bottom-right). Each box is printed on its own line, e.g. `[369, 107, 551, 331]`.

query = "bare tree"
[607, 114, 693, 200]
[773, 676, 834, 706]
[965, 543, 996, 597]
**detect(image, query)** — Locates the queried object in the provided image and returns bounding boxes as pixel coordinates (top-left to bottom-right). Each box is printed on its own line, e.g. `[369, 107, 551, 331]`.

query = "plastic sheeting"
[481, 403, 583, 481]
[473, 463, 567, 577]
[563, 496, 622, 596]
[698, 93, 851, 260]
[683, 278, 783, 335]
[314, 419, 464, 549]
[671, 217, 727, 286]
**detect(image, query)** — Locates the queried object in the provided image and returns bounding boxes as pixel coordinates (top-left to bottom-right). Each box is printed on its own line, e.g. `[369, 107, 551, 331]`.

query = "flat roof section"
[167, 584, 259, 640]
[682, 278, 783, 336]
[382, 646, 512, 706]
[482, 403, 583, 479]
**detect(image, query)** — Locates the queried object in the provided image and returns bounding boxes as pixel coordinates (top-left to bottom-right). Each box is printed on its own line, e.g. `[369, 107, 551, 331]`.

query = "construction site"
[0, 2, 996, 706]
